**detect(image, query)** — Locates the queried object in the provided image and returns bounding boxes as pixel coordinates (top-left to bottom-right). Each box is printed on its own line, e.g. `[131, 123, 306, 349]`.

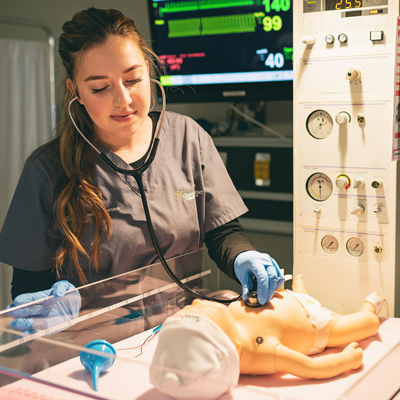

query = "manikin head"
[149, 300, 242, 400]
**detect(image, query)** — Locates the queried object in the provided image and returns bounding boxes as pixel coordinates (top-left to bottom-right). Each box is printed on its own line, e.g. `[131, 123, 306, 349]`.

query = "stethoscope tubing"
[68, 79, 241, 304]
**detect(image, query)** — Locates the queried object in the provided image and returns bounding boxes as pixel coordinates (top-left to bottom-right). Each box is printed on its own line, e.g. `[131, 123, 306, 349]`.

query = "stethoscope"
[68, 79, 241, 304]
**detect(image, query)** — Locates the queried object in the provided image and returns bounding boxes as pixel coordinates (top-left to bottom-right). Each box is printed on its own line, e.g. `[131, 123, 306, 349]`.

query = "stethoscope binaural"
[68, 79, 241, 304]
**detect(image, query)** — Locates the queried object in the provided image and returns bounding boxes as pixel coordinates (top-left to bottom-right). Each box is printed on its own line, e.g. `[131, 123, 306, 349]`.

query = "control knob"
[353, 178, 365, 189]
[335, 113, 349, 125]
[351, 205, 365, 216]
[346, 68, 361, 81]
[336, 175, 350, 189]
[338, 33, 348, 43]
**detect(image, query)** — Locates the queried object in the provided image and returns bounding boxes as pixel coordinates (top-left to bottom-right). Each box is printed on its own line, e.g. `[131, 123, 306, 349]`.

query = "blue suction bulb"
[80, 339, 116, 391]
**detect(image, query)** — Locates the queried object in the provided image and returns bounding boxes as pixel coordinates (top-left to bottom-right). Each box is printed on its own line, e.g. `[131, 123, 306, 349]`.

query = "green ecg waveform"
[158, 0, 259, 17]
[168, 13, 256, 37]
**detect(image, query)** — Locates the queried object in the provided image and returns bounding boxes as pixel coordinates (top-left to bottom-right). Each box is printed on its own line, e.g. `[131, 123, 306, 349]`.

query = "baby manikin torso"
[229, 293, 317, 374]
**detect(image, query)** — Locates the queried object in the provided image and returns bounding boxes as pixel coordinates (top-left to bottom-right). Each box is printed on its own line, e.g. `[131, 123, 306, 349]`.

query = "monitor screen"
[147, 0, 293, 103]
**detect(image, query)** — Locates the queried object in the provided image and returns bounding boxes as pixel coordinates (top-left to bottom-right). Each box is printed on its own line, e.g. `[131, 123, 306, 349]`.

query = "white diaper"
[289, 291, 338, 355]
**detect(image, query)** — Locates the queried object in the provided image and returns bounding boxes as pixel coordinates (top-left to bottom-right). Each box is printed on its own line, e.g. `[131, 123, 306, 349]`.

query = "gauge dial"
[346, 237, 364, 257]
[306, 173, 333, 201]
[306, 110, 334, 139]
[321, 235, 339, 254]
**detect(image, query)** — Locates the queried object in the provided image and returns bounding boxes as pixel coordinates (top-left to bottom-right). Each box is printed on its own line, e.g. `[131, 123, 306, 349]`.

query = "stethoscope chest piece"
[245, 275, 262, 307]
[245, 293, 261, 307]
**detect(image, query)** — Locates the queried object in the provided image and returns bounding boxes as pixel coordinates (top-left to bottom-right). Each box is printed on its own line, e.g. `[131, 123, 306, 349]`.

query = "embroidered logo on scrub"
[67, 206, 120, 221]
[174, 190, 183, 199]
[174, 190, 204, 201]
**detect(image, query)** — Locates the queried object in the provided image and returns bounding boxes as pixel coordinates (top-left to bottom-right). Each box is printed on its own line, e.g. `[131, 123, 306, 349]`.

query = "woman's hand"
[234, 251, 285, 305]
[7, 280, 81, 334]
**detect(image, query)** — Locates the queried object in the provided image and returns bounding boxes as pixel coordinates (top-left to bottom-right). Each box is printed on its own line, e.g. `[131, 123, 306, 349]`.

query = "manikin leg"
[291, 275, 381, 348]
[326, 294, 382, 347]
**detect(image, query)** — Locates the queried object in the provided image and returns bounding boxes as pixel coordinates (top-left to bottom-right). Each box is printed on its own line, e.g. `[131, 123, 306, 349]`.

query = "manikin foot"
[364, 292, 387, 316]
[292, 275, 308, 294]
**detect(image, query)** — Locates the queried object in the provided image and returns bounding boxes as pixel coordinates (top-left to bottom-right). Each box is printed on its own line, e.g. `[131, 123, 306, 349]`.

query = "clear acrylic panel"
[1, 249, 399, 400]
[0, 250, 208, 373]
[0, 249, 267, 400]
[0, 248, 281, 399]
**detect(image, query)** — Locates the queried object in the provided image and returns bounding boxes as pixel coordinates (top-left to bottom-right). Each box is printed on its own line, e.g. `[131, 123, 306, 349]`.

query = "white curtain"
[0, 38, 53, 310]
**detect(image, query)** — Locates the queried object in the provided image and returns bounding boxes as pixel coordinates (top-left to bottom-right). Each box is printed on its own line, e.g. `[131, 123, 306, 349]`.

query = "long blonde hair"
[55, 8, 160, 283]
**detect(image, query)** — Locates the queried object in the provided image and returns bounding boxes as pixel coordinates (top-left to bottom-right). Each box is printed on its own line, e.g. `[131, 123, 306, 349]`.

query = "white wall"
[0, 0, 293, 305]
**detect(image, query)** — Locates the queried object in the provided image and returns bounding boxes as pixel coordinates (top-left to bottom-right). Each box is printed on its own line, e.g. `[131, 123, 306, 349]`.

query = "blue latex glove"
[7, 280, 81, 334]
[234, 251, 285, 305]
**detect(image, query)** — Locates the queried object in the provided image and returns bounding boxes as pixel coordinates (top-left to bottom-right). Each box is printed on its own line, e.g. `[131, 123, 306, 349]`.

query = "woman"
[0, 8, 283, 331]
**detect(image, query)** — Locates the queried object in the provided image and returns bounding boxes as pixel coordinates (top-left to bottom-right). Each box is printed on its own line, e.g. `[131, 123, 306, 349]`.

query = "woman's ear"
[66, 79, 82, 104]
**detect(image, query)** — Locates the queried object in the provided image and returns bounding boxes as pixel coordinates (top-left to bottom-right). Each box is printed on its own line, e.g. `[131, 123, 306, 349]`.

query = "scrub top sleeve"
[0, 160, 60, 271]
[199, 129, 248, 233]
[205, 219, 256, 281]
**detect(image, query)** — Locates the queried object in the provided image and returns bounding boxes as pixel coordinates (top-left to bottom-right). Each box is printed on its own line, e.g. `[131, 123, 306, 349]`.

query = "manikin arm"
[274, 342, 363, 379]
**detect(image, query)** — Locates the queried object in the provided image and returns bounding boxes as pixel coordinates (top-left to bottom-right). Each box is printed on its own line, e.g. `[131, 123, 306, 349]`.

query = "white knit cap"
[149, 313, 240, 400]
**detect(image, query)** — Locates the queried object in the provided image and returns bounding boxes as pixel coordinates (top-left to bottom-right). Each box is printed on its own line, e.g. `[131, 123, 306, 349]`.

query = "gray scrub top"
[0, 112, 248, 286]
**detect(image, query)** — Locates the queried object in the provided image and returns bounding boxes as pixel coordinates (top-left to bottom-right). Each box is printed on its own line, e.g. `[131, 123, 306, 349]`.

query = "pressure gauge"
[321, 235, 339, 254]
[346, 237, 364, 257]
[306, 110, 334, 139]
[306, 173, 333, 201]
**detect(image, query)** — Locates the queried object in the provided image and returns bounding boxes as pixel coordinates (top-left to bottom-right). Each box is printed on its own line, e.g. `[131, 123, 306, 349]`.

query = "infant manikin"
[149, 275, 384, 400]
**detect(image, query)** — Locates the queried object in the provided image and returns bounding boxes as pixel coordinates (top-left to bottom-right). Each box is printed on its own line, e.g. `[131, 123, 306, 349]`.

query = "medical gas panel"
[293, 0, 400, 316]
